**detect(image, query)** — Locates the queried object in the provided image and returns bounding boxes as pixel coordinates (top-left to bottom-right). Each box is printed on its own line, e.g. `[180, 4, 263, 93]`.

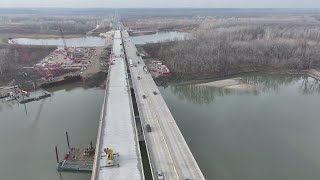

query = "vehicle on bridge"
[146, 124, 152, 132]
[157, 170, 164, 180]
[143, 66, 149, 73]
[129, 59, 133, 67]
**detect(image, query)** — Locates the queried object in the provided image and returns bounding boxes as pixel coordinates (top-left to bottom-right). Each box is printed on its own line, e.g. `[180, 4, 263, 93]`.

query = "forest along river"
[130, 31, 189, 44]
[159, 74, 320, 180]
[10, 31, 189, 46]
[0, 82, 104, 180]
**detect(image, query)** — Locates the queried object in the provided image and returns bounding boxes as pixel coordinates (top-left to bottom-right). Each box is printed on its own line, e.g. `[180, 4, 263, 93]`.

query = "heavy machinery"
[59, 28, 70, 60]
[59, 29, 68, 51]
[21, 89, 30, 97]
[8, 38, 53, 80]
[103, 147, 120, 167]
[83, 142, 95, 156]
[59, 29, 80, 63]
[143, 65, 149, 73]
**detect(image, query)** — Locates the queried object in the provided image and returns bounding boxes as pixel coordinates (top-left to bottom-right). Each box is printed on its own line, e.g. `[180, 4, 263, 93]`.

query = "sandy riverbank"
[197, 78, 257, 92]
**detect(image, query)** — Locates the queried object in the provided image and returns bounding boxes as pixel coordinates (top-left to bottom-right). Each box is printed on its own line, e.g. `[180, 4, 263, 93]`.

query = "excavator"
[103, 147, 120, 167]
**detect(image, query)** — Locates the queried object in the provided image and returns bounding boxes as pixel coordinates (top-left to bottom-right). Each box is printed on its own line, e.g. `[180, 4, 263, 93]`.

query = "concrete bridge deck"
[91, 30, 144, 180]
[121, 30, 205, 180]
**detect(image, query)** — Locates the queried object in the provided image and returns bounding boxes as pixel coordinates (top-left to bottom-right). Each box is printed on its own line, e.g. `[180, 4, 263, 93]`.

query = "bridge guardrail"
[91, 40, 113, 180]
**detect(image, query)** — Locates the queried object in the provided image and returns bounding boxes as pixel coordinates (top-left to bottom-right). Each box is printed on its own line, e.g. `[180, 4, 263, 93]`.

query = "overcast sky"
[1, 0, 320, 8]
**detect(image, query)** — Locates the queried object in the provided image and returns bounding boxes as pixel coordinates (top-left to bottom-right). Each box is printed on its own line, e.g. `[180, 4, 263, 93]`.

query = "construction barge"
[15, 89, 51, 103]
[3, 88, 51, 104]
[57, 146, 94, 172]
[0, 91, 10, 99]
[0, 86, 18, 99]
[56, 132, 95, 172]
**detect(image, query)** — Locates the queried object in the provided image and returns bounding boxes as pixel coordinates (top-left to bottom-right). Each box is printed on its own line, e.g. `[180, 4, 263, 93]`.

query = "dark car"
[146, 124, 152, 132]
[157, 170, 164, 180]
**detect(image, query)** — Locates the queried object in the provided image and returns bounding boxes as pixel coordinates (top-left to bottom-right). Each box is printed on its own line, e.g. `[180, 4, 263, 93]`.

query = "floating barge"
[15, 89, 51, 104]
[57, 146, 94, 172]
[0, 86, 18, 99]
[0, 93, 9, 99]
[56, 132, 95, 172]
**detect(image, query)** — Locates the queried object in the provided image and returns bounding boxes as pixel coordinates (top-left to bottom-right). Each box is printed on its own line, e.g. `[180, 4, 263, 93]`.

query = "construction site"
[148, 60, 170, 77]
[0, 29, 113, 104]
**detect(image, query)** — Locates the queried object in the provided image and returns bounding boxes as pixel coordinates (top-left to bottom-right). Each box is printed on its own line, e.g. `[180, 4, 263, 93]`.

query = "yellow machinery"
[103, 147, 120, 167]
[104, 148, 114, 160]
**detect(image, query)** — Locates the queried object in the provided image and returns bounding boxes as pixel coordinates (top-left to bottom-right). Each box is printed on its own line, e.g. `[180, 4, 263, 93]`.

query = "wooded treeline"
[123, 17, 201, 31]
[0, 15, 111, 35]
[156, 16, 320, 76]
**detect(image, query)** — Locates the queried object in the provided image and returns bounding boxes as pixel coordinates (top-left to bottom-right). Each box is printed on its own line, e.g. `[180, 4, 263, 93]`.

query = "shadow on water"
[59, 173, 64, 180]
[164, 74, 320, 105]
[47, 82, 86, 93]
[299, 76, 320, 94]
[168, 85, 225, 105]
[241, 74, 301, 92]
[32, 98, 47, 126]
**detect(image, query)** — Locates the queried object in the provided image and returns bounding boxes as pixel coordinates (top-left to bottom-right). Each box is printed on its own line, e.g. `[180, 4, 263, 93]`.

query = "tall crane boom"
[59, 29, 68, 51]
[8, 38, 53, 80]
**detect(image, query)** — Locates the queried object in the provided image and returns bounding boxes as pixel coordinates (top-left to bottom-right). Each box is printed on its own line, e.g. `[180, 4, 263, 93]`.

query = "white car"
[157, 170, 164, 180]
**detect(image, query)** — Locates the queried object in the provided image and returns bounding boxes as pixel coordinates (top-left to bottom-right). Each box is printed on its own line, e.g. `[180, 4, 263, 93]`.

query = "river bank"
[128, 28, 193, 36]
[154, 69, 320, 87]
[140, 41, 320, 86]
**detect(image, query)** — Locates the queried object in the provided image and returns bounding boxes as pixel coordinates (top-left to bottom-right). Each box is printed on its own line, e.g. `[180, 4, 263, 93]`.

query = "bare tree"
[151, 16, 320, 76]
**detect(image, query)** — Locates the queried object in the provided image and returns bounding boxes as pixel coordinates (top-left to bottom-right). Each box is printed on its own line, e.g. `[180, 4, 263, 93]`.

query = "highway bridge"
[91, 28, 205, 180]
[91, 30, 144, 180]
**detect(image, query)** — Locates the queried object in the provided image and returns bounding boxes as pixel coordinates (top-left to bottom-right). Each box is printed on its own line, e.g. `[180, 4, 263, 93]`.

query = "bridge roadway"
[91, 30, 144, 180]
[122, 30, 206, 180]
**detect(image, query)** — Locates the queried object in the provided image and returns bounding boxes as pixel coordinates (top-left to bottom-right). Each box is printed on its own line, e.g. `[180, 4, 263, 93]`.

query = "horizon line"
[0, 7, 320, 9]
